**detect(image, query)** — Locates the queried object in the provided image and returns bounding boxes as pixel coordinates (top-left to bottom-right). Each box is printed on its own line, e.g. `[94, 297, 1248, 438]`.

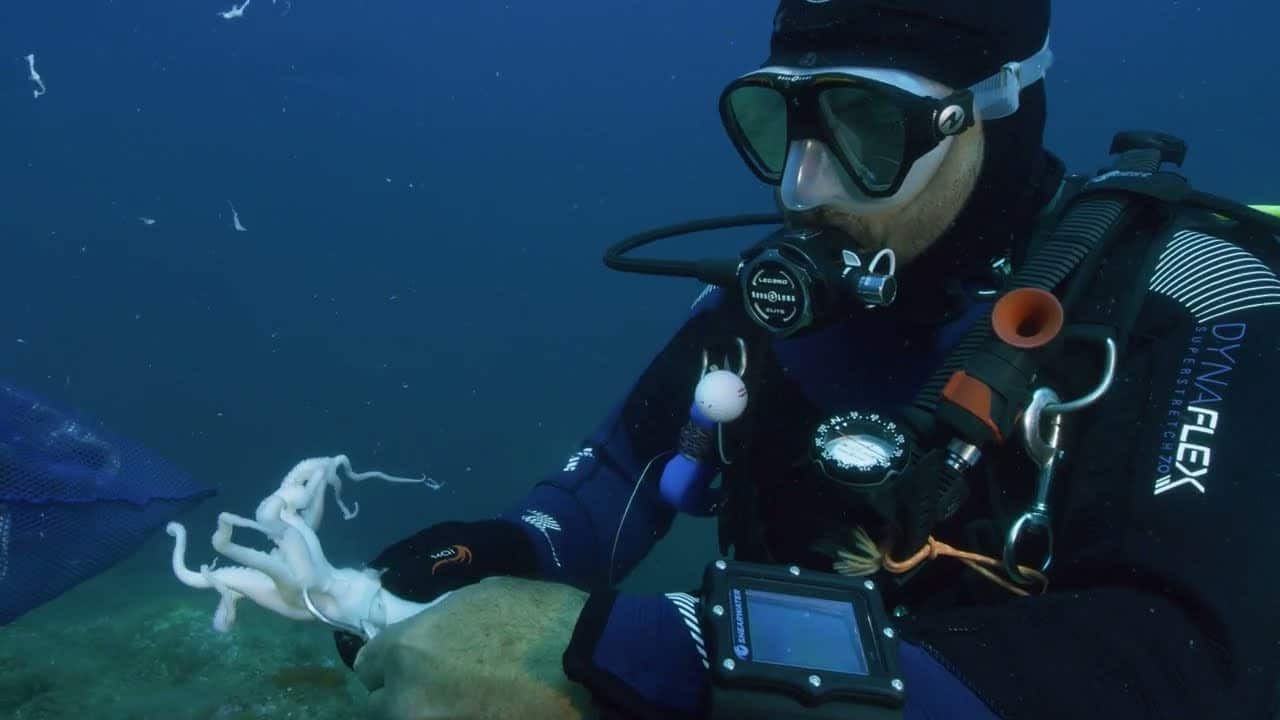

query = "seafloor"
[1, 538, 365, 720]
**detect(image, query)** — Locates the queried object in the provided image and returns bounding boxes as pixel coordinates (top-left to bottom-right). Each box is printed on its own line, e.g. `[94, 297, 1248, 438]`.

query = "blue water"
[0, 0, 1276, 716]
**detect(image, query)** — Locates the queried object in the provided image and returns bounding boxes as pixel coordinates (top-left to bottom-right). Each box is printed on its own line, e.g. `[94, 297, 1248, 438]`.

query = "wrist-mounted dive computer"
[700, 559, 905, 720]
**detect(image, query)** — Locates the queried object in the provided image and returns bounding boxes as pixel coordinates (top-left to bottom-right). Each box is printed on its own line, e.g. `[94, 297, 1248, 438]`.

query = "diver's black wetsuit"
[498, 202, 1280, 718]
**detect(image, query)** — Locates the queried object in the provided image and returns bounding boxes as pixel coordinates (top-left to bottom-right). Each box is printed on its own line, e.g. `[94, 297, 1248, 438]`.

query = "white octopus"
[166, 455, 444, 637]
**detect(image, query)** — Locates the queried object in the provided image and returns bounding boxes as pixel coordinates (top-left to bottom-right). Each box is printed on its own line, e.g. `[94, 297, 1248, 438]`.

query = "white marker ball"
[695, 370, 748, 423]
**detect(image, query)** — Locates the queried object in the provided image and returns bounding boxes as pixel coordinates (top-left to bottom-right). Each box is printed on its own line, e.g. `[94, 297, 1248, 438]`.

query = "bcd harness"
[701, 130, 1280, 592]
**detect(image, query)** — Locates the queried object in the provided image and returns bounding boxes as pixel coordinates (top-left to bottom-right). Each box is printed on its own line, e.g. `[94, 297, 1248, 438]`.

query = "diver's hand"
[354, 576, 594, 720]
[335, 519, 539, 668]
[371, 519, 539, 601]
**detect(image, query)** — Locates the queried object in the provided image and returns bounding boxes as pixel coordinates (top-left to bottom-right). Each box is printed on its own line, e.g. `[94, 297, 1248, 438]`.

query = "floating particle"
[227, 200, 248, 232]
[24, 54, 46, 98]
[218, 0, 251, 19]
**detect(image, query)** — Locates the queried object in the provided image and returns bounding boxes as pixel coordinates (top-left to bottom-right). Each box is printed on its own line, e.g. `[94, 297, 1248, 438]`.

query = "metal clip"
[1045, 334, 1117, 415]
[701, 336, 748, 379]
[302, 586, 369, 638]
[1002, 331, 1118, 584]
[1003, 387, 1062, 584]
[699, 336, 748, 466]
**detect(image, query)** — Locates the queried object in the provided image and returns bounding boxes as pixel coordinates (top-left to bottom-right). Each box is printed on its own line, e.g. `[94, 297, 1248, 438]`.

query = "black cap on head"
[767, 0, 1051, 90]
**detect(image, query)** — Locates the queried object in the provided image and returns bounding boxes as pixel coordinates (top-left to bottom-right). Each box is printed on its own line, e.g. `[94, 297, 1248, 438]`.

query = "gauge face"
[813, 411, 910, 487]
[822, 433, 896, 472]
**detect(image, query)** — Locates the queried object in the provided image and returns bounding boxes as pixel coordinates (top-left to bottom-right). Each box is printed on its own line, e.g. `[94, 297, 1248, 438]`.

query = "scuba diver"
[338, 1, 1280, 718]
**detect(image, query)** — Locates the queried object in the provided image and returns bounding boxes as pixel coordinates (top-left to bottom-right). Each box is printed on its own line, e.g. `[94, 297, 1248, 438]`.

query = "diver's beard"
[817, 206, 931, 262]
[807, 134, 986, 266]
[780, 193, 946, 260]
[816, 208, 884, 254]
[816, 193, 967, 266]
[779, 206, 872, 255]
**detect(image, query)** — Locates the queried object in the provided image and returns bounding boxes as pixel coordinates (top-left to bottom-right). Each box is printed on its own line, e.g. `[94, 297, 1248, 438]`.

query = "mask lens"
[818, 87, 907, 194]
[725, 85, 788, 178]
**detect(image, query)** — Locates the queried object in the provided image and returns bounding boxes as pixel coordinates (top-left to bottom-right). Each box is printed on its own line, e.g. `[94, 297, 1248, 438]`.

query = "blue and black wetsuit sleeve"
[497, 287, 737, 589]
[898, 223, 1280, 718]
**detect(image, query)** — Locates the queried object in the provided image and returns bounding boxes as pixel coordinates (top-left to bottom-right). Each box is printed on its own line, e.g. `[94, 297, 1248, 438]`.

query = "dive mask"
[721, 39, 1054, 213]
[721, 68, 973, 208]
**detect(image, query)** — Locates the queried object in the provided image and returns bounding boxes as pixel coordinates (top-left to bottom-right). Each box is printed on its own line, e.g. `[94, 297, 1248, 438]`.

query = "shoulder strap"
[871, 133, 1191, 561]
[909, 135, 1181, 422]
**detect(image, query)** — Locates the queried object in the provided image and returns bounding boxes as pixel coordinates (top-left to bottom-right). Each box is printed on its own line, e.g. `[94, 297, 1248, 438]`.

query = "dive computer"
[700, 559, 905, 720]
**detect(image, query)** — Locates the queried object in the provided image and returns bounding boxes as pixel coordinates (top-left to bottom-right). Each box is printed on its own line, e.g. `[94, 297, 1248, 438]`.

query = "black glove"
[334, 518, 539, 668]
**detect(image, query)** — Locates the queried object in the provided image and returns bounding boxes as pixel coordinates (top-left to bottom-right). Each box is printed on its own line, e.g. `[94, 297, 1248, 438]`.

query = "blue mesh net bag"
[0, 380, 214, 624]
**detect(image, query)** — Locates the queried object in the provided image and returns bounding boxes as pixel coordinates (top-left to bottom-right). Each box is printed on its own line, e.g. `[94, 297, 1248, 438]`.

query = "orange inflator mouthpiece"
[991, 288, 1064, 350]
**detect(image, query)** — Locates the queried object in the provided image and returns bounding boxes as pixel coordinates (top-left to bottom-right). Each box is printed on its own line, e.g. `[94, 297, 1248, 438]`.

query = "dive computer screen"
[744, 589, 870, 676]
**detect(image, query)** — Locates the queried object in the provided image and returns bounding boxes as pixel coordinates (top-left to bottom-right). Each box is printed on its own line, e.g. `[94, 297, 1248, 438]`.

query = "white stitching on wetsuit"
[665, 592, 710, 669]
[520, 510, 563, 568]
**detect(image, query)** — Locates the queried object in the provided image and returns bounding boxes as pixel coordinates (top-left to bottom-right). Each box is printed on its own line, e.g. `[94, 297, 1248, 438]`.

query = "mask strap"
[969, 36, 1054, 120]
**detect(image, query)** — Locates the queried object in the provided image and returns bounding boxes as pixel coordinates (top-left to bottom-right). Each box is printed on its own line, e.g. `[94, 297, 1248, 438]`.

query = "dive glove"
[334, 518, 538, 668]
